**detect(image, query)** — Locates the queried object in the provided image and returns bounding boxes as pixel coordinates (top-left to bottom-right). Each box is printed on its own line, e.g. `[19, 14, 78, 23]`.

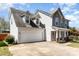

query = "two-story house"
[35, 8, 69, 42]
[10, 8, 69, 43]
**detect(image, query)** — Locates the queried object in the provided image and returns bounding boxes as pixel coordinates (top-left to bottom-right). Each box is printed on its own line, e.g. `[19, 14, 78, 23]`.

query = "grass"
[68, 42, 79, 48]
[0, 41, 12, 56]
[0, 46, 12, 56]
[0, 41, 8, 47]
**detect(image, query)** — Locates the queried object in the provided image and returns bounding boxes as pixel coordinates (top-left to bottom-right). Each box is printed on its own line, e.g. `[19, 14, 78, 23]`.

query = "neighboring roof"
[10, 8, 33, 27]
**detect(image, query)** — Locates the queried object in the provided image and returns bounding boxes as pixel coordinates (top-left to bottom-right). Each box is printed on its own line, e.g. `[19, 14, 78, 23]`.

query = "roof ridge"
[10, 7, 26, 13]
[36, 9, 51, 17]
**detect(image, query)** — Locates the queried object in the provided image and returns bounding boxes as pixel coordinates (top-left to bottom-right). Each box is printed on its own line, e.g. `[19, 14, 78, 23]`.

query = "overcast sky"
[0, 3, 79, 28]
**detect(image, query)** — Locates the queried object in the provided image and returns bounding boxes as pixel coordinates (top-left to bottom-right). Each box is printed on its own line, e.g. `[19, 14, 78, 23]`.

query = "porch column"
[56, 30, 59, 42]
[64, 31, 66, 37]
[59, 31, 61, 38]
[66, 31, 68, 37]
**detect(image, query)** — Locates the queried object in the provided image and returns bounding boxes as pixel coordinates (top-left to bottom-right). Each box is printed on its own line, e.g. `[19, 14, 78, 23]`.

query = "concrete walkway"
[9, 42, 79, 56]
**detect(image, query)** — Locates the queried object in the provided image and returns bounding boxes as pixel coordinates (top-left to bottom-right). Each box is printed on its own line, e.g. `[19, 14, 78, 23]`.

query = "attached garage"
[10, 8, 46, 44]
[18, 28, 45, 43]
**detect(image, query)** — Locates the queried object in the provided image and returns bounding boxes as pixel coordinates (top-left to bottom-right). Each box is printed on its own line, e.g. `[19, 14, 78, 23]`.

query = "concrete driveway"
[9, 42, 79, 56]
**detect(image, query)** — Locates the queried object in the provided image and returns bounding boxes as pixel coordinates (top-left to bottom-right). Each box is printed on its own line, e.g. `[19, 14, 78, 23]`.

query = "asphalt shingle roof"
[10, 8, 33, 27]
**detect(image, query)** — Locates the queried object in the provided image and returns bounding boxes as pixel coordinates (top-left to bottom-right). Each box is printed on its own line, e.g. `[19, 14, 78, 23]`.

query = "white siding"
[37, 12, 53, 41]
[38, 12, 52, 27]
[10, 14, 19, 43]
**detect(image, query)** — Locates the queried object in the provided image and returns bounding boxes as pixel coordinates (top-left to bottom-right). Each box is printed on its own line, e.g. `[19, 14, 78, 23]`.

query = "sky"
[0, 3, 79, 28]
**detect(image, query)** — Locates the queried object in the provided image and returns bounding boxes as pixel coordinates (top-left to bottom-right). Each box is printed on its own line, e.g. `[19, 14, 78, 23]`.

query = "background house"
[0, 17, 9, 33]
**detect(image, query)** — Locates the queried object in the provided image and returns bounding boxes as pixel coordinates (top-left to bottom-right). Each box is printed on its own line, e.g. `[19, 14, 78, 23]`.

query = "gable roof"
[49, 8, 58, 15]
[10, 8, 45, 28]
[35, 10, 51, 17]
[35, 8, 69, 21]
[35, 9, 59, 17]
[10, 8, 33, 27]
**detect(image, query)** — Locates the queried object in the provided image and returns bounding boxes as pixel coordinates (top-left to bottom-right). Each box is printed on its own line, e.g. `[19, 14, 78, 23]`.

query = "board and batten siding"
[52, 11, 62, 28]
[52, 12, 69, 29]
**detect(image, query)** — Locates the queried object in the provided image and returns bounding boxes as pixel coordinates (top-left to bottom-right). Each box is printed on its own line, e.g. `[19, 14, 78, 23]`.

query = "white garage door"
[19, 29, 45, 43]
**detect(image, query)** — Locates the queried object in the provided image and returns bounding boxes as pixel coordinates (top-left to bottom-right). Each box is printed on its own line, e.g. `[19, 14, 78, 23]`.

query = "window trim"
[25, 16, 30, 24]
[21, 15, 30, 24]
[55, 17, 59, 25]
[36, 19, 40, 25]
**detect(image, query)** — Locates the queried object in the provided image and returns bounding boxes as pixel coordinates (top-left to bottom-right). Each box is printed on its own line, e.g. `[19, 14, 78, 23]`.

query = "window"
[22, 16, 26, 23]
[55, 17, 59, 25]
[65, 20, 67, 26]
[56, 22, 58, 25]
[61, 31, 64, 37]
[36, 19, 40, 25]
[61, 20, 63, 24]
[21, 15, 30, 24]
[64, 20, 68, 28]
[26, 16, 30, 23]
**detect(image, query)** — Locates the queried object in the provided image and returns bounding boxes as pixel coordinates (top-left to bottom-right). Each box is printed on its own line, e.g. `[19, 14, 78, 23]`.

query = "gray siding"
[52, 12, 69, 29]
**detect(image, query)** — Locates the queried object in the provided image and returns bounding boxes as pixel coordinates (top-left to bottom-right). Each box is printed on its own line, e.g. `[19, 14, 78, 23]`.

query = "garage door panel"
[20, 29, 45, 43]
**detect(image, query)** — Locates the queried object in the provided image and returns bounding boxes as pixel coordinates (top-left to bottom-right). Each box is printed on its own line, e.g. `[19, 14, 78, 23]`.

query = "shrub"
[69, 35, 74, 40]
[58, 38, 66, 43]
[5, 35, 14, 44]
[69, 35, 79, 43]
[0, 41, 8, 47]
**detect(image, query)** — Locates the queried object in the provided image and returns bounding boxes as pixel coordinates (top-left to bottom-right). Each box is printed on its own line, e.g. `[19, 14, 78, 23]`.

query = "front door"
[51, 31, 56, 41]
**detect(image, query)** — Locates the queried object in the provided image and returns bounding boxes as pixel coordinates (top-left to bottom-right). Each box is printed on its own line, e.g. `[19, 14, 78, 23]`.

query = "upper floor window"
[22, 16, 26, 23]
[21, 15, 30, 24]
[36, 19, 40, 25]
[26, 16, 30, 24]
[55, 17, 59, 25]
[61, 20, 63, 24]
[64, 20, 68, 27]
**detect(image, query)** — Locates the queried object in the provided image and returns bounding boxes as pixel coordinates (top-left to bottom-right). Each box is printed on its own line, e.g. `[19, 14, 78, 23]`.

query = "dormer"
[21, 15, 30, 24]
[36, 19, 40, 26]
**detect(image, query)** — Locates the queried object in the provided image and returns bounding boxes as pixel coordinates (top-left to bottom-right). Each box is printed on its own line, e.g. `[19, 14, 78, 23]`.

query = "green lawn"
[68, 42, 79, 48]
[0, 47, 12, 56]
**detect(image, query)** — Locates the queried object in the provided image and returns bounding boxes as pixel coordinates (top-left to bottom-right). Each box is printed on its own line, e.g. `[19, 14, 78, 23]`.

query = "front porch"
[51, 27, 69, 42]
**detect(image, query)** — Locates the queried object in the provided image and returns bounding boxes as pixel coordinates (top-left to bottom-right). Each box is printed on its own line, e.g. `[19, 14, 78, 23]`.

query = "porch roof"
[52, 26, 69, 31]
